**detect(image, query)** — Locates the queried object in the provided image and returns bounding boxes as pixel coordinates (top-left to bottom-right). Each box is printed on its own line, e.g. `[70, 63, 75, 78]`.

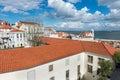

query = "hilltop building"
[44, 27, 57, 37]
[44, 27, 69, 38]
[0, 37, 118, 80]
[15, 21, 44, 46]
[0, 20, 8, 26]
[72, 29, 94, 41]
[0, 25, 26, 49]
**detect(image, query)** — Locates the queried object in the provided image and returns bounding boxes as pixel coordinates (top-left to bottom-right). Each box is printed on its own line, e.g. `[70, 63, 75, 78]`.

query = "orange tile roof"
[80, 31, 91, 35]
[19, 21, 39, 25]
[0, 25, 12, 29]
[103, 43, 118, 56]
[10, 29, 24, 32]
[0, 37, 118, 73]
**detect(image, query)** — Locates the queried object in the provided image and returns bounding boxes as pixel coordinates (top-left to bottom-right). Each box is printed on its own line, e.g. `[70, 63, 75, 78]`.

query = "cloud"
[98, 0, 120, 29]
[105, 22, 120, 27]
[0, 0, 43, 15]
[48, 0, 104, 22]
[48, 0, 77, 18]
[47, 0, 106, 30]
[88, 22, 101, 27]
[67, 0, 81, 3]
[105, 9, 120, 22]
[60, 21, 84, 28]
[98, 0, 120, 9]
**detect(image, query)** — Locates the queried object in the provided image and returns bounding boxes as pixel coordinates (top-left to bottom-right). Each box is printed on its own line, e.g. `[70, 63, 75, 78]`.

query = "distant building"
[0, 25, 26, 49]
[96, 39, 120, 49]
[15, 21, 44, 46]
[44, 27, 69, 38]
[0, 20, 8, 25]
[44, 27, 57, 37]
[72, 29, 94, 41]
[0, 38, 118, 80]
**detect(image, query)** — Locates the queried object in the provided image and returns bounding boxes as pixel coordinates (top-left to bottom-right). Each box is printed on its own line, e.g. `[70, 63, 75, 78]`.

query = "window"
[77, 65, 81, 80]
[97, 68, 100, 75]
[27, 70, 35, 80]
[77, 55, 80, 61]
[4, 45, 6, 49]
[65, 59, 70, 66]
[87, 65, 93, 73]
[98, 58, 104, 64]
[49, 64, 53, 72]
[17, 34, 19, 38]
[12, 45, 14, 48]
[66, 70, 69, 80]
[20, 34, 22, 38]
[88, 55, 93, 63]
[50, 77, 55, 80]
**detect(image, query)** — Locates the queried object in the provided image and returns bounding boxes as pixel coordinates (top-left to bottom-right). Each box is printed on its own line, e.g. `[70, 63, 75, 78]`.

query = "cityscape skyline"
[0, 0, 120, 30]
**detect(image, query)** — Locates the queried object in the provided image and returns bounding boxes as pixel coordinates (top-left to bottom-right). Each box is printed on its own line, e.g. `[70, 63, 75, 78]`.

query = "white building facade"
[72, 29, 94, 41]
[0, 38, 117, 80]
[0, 25, 26, 49]
[0, 52, 112, 80]
[15, 21, 44, 46]
[44, 27, 57, 37]
[44, 27, 69, 38]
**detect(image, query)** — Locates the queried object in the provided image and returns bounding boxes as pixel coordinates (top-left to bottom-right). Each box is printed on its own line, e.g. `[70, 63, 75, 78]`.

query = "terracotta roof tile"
[0, 25, 12, 29]
[10, 29, 24, 32]
[103, 43, 119, 56]
[80, 31, 91, 34]
[0, 37, 118, 73]
[19, 21, 39, 25]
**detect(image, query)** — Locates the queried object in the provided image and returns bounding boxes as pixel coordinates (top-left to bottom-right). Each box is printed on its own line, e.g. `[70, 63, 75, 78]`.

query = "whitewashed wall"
[0, 52, 112, 80]
[84, 52, 112, 80]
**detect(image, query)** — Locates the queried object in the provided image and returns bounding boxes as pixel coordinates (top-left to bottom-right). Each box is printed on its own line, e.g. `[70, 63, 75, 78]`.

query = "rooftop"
[10, 29, 24, 32]
[0, 37, 118, 73]
[0, 25, 12, 29]
[18, 21, 40, 25]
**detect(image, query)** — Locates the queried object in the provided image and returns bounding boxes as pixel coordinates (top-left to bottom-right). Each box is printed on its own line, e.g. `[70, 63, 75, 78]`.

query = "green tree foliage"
[99, 77, 105, 80]
[99, 60, 113, 78]
[66, 35, 72, 39]
[112, 52, 120, 64]
[32, 36, 43, 46]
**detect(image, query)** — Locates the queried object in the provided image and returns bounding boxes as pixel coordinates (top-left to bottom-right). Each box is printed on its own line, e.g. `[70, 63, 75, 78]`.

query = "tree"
[112, 52, 120, 64]
[66, 35, 72, 39]
[32, 36, 43, 46]
[99, 77, 105, 80]
[99, 60, 113, 78]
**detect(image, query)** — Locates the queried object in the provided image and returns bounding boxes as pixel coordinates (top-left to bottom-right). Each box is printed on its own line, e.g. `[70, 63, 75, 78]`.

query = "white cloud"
[0, 0, 43, 15]
[60, 21, 84, 28]
[48, 0, 77, 17]
[98, 0, 120, 9]
[67, 0, 81, 3]
[58, 21, 104, 31]
[98, 0, 120, 28]
[48, 0, 105, 29]
[88, 22, 101, 27]
[105, 22, 120, 27]
[105, 9, 120, 22]
[48, 0, 104, 22]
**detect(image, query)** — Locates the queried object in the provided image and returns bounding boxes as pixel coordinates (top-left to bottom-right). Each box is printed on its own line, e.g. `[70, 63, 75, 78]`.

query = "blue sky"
[0, 0, 120, 31]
